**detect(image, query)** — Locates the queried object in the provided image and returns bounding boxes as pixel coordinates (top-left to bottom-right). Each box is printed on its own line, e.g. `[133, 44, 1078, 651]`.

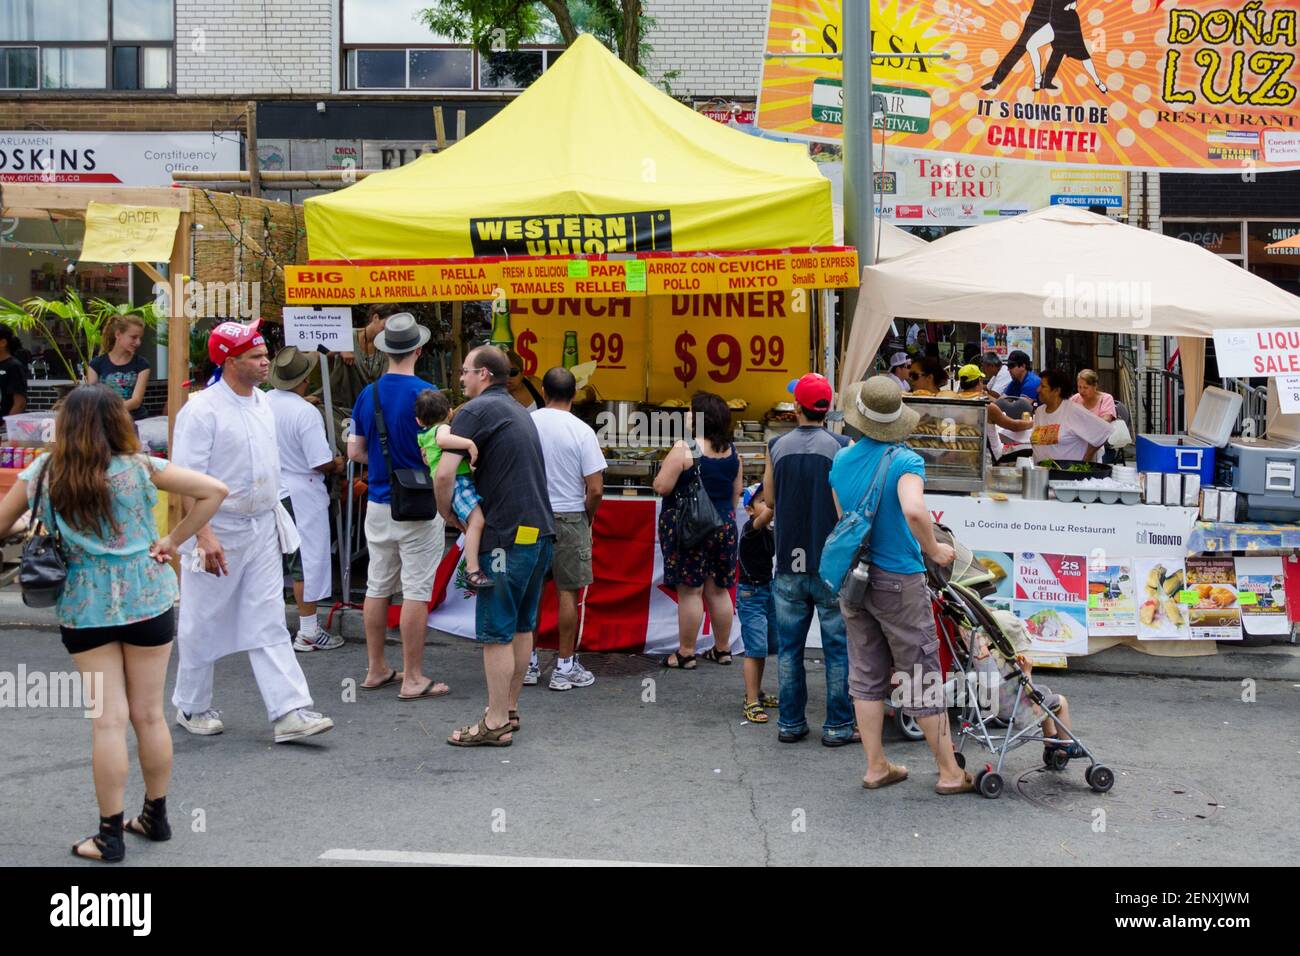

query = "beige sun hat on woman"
[842, 375, 921, 443]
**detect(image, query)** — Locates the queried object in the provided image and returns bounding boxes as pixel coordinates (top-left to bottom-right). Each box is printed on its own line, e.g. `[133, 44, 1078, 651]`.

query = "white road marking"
[320, 848, 694, 867]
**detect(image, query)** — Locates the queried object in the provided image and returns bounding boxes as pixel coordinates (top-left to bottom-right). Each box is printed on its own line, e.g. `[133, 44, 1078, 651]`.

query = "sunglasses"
[509, 368, 521, 378]
[460, 366, 486, 374]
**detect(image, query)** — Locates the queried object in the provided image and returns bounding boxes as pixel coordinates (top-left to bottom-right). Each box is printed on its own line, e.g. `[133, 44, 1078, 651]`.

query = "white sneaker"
[549, 656, 596, 691]
[273, 708, 334, 743]
[293, 630, 345, 652]
[523, 659, 540, 686]
[176, 708, 224, 736]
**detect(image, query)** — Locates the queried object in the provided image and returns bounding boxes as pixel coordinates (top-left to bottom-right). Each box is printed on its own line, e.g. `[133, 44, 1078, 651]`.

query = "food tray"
[1050, 481, 1141, 505]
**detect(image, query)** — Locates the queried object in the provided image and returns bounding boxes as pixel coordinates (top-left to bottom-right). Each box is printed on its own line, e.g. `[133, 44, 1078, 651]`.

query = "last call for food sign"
[757, 0, 1300, 172]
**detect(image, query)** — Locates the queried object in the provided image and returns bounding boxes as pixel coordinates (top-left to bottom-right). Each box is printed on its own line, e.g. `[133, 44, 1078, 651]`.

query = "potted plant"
[0, 291, 161, 382]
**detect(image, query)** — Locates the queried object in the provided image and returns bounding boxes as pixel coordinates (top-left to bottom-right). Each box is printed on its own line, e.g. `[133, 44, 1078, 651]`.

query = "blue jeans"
[737, 583, 778, 658]
[773, 572, 854, 738]
[474, 538, 554, 644]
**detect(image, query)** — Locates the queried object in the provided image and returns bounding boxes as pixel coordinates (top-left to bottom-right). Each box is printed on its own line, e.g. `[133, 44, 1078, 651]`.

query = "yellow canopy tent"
[304, 34, 834, 262]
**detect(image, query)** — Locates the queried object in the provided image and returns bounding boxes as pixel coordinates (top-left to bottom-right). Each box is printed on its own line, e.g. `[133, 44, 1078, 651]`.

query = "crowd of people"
[882, 346, 1122, 465]
[7, 307, 1034, 863]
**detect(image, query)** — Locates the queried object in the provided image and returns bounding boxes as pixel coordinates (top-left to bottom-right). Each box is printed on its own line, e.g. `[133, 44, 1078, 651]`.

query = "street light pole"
[842, 0, 873, 357]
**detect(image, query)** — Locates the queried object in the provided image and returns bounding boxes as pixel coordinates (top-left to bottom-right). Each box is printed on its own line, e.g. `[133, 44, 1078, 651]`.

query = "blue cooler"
[1135, 435, 1216, 486]
[1135, 386, 1242, 488]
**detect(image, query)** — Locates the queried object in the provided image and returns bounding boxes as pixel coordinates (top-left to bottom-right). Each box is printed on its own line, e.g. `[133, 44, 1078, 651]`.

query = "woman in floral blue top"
[0, 385, 227, 863]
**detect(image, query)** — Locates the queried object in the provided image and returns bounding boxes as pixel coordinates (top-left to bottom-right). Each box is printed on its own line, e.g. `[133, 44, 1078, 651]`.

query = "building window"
[342, 0, 556, 92]
[479, 50, 545, 90]
[0, 45, 36, 88]
[0, 0, 172, 90]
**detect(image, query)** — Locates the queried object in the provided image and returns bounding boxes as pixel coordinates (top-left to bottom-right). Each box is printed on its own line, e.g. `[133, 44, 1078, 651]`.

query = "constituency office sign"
[0, 132, 240, 186]
[757, 0, 1300, 171]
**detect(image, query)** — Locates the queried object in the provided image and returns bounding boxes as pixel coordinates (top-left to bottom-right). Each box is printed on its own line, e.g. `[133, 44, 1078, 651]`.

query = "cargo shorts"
[550, 511, 593, 591]
[841, 567, 945, 717]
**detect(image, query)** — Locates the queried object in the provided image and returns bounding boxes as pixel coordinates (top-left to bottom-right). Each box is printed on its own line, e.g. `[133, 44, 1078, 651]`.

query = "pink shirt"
[1071, 391, 1116, 421]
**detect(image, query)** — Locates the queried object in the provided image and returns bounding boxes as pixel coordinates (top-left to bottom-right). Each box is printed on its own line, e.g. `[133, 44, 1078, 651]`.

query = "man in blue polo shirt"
[1003, 350, 1041, 403]
[761, 373, 855, 746]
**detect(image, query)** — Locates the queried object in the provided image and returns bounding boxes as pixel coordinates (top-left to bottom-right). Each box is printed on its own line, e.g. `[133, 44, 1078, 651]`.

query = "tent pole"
[841, 0, 873, 370]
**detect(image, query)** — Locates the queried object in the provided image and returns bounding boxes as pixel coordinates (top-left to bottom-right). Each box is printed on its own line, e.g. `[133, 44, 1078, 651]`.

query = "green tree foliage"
[421, 1, 651, 73]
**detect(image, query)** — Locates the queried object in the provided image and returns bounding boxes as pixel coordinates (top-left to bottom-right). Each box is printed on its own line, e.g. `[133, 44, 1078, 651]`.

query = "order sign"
[282, 307, 353, 353]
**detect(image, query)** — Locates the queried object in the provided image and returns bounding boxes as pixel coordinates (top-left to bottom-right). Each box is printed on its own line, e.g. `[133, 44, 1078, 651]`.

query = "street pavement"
[2, 622, 1298, 867]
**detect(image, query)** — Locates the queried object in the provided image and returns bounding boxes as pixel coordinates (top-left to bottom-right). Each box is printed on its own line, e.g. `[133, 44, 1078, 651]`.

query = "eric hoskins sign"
[0, 132, 239, 186]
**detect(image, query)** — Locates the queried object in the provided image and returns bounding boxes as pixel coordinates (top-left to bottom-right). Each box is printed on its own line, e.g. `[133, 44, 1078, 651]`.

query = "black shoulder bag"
[676, 442, 724, 551]
[372, 382, 436, 522]
[19, 459, 67, 608]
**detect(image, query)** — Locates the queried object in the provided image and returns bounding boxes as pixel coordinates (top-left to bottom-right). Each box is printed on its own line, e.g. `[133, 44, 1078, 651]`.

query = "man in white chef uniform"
[171, 321, 335, 743]
[267, 346, 345, 652]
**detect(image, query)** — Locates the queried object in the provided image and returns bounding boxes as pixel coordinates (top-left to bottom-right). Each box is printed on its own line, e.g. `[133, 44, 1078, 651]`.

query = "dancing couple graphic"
[981, 0, 1107, 94]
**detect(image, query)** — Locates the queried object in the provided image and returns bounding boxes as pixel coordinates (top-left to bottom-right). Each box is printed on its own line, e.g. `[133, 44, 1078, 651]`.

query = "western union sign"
[470, 211, 673, 256]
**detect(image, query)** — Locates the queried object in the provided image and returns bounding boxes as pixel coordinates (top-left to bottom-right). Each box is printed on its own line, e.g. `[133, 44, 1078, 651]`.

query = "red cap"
[208, 320, 265, 366]
[788, 373, 833, 412]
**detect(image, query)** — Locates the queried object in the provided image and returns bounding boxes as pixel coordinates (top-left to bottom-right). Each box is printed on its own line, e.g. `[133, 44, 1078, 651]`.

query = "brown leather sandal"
[862, 763, 909, 790]
[447, 717, 513, 747]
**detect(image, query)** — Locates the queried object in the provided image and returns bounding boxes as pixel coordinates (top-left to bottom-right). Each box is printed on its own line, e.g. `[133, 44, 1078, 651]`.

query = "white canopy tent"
[841, 205, 1300, 425]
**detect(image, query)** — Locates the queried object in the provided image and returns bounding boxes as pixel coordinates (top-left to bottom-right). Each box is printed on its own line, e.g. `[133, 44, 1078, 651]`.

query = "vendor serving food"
[955, 364, 1034, 460]
[1029, 368, 1114, 464]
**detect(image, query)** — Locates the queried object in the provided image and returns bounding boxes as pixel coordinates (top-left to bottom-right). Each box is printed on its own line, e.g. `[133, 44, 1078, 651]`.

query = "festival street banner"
[757, 0, 1300, 172]
[286, 248, 857, 304]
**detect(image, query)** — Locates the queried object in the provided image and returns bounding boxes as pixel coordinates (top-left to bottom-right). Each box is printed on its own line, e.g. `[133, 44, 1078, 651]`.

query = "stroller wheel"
[894, 710, 926, 741]
[1088, 765, 1115, 794]
[977, 770, 1004, 799]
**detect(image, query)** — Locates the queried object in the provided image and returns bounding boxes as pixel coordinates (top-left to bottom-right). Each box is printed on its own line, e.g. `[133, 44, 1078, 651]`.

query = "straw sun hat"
[843, 375, 920, 443]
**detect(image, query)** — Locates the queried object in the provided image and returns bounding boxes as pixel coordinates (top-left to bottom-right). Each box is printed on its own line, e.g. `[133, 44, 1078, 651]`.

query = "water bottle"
[841, 558, 871, 609]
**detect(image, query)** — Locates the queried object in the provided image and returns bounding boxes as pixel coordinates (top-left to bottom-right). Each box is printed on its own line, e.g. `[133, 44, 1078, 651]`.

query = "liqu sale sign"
[757, 0, 1300, 171]
[1213, 327, 1300, 376]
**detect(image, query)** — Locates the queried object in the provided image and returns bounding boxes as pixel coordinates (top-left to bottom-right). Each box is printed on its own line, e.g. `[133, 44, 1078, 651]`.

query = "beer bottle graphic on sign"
[488, 303, 515, 351]
[562, 330, 580, 369]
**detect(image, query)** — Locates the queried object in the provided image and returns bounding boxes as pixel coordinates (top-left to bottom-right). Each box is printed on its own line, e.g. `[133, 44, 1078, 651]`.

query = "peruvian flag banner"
[419, 498, 745, 655]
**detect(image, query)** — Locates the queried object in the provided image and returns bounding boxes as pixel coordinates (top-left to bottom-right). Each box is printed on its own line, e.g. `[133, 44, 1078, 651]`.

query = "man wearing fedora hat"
[268, 346, 345, 652]
[831, 376, 974, 794]
[348, 313, 450, 701]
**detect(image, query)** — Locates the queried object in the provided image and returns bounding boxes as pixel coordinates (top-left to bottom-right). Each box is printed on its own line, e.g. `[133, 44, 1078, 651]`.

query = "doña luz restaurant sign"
[757, 0, 1300, 172]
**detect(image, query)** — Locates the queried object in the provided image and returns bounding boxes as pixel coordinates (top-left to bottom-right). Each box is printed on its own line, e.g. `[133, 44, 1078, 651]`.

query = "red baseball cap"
[208, 319, 265, 366]
[788, 373, 833, 412]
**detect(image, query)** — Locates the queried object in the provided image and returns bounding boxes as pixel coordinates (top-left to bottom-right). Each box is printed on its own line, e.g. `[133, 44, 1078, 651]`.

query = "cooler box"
[1221, 438, 1300, 522]
[1135, 386, 1242, 488]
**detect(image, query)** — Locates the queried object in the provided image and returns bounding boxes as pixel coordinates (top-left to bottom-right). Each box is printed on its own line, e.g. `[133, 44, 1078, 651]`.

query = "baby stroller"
[925, 528, 1116, 800]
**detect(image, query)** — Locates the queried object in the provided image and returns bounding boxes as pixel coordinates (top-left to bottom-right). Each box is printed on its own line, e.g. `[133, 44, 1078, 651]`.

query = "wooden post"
[433, 107, 447, 150]
[246, 101, 261, 198]
[166, 214, 192, 533]
[456, 109, 466, 144]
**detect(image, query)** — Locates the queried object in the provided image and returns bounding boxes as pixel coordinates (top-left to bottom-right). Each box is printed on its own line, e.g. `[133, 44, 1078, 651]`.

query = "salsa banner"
[758, 0, 1300, 171]
[285, 248, 857, 304]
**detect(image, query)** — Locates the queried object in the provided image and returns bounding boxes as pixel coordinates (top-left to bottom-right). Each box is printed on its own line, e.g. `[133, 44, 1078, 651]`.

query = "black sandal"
[466, 569, 495, 590]
[125, 795, 171, 842]
[701, 647, 733, 665]
[71, 812, 125, 863]
[663, 652, 697, 670]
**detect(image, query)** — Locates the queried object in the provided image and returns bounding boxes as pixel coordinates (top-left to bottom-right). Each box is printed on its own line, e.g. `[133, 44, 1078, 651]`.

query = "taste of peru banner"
[757, 0, 1300, 171]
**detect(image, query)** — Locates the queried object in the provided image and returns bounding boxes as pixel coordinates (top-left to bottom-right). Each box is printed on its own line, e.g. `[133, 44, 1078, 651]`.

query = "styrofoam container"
[1119, 490, 1141, 505]
[1098, 489, 1120, 504]
[1050, 482, 1078, 502]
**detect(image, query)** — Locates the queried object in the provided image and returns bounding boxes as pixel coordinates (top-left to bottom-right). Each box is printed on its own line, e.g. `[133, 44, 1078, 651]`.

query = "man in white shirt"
[887, 352, 911, 391]
[171, 321, 334, 743]
[982, 351, 1013, 397]
[528, 367, 606, 690]
[268, 346, 345, 652]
